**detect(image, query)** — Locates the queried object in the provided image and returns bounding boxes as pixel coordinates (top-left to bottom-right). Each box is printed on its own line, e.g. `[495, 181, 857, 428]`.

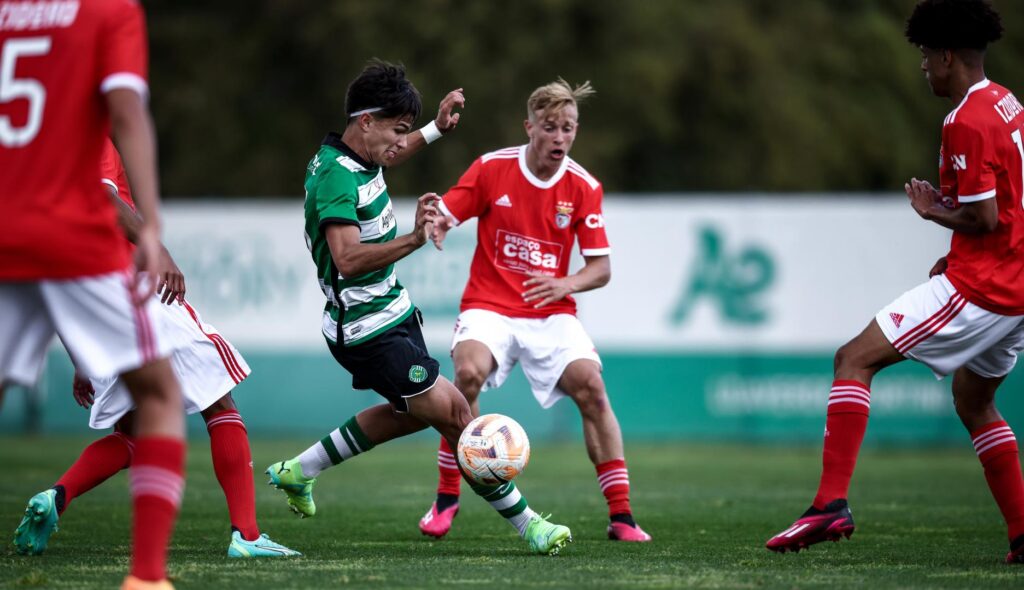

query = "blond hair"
[527, 78, 595, 121]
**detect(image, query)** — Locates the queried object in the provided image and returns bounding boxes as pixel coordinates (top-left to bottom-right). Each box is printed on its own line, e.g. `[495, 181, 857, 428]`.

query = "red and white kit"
[0, 0, 176, 384]
[88, 140, 250, 428]
[877, 79, 1024, 377]
[440, 145, 610, 407]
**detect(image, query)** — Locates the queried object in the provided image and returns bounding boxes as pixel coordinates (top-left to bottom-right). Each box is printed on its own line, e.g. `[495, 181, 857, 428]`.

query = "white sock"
[510, 507, 538, 536]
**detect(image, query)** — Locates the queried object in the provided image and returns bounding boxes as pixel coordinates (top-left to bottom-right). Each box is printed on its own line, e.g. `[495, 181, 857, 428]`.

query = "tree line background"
[146, 0, 1024, 197]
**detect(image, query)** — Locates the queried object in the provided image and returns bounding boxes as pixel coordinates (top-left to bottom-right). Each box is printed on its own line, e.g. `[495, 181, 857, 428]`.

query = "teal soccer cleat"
[227, 531, 302, 557]
[13, 489, 59, 555]
[524, 514, 572, 555]
[265, 459, 317, 518]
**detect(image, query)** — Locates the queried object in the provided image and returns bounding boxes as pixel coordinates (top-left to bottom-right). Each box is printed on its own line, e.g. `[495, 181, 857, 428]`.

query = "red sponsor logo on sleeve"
[495, 230, 562, 276]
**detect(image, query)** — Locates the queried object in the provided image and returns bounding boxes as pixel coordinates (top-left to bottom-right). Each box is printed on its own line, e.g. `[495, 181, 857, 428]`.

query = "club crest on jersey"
[555, 201, 574, 229]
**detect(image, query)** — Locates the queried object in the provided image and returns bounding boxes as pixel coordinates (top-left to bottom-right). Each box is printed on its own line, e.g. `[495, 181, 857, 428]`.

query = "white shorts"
[876, 274, 1024, 379]
[452, 308, 601, 408]
[0, 271, 179, 387]
[89, 300, 250, 429]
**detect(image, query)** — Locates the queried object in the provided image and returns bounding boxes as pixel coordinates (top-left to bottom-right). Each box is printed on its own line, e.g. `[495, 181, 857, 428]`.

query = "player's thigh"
[39, 270, 180, 379]
[557, 358, 606, 400]
[452, 309, 514, 390]
[872, 274, 1010, 378]
[519, 314, 602, 409]
[951, 366, 1005, 414]
[0, 282, 55, 388]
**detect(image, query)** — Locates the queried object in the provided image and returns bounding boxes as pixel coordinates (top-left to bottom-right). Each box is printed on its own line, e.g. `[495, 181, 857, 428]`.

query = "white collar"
[517, 145, 569, 189]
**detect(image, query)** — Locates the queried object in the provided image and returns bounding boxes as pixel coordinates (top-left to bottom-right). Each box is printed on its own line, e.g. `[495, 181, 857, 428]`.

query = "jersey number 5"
[1013, 129, 1024, 210]
[0, 36, 51, 148]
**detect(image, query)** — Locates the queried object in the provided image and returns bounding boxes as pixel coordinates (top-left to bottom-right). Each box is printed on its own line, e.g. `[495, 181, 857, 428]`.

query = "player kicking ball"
[12, 140, 299, 560]
[264, 60, 571, 555]
[417, 79, 651, 542]
[767, 0, 1024, 564]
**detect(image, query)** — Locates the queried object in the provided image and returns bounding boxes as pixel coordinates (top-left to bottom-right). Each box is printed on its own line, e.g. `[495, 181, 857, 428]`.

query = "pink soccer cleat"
[607, 521, 652, 542]
[418, 501, 459, 538]
[766, 499, 855, 553]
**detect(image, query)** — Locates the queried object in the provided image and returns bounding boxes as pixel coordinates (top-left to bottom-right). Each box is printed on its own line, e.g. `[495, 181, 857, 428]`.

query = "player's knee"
[952, 390, 995, 421]
[454, 364, 486, 397]
[833, 341, 862, 375]
[568, 372, 609, 418]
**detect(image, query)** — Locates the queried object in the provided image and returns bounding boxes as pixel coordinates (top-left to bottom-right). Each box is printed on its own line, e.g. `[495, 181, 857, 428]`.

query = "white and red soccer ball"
[457, 414, 531, 486]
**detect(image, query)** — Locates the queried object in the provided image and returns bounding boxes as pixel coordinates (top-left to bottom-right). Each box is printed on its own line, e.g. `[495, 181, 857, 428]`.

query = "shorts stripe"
[182, 301, 245, 384]
[210, 333, 247, 382]
[893, 293, 967, 353]
[122, 271, 156, 363]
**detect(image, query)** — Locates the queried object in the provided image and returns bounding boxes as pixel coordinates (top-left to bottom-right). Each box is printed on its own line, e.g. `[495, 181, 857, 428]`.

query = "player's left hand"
[72, 372, 95, 409]
[132, 224, 162, 304]
[157, 246, 186, 305]
[522, 275, 575, 309]
[435, 88, 465, 134]
[905, 177, 943, 220]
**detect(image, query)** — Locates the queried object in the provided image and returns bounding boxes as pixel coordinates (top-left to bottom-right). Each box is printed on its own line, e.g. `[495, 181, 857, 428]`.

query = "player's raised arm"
[388, 88, 465, 167]
[905, 177, 998, 234]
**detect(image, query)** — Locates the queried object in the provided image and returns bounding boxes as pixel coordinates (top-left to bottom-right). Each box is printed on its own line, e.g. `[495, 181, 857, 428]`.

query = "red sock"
[596, 458, 632, 517]
[813, 380, 870, 510]
[130, 437, 185, 582]
[207, 409, 259, 541]
[972, 421, 1024, 541]
[436, 437, 462, 497]
[55, 432, 134, 514]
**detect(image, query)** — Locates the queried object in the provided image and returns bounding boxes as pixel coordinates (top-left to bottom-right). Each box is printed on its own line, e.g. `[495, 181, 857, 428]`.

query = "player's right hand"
[132, 224, 162, 304]
[157, 246, 187, 305]
[413, 193, 440, 246]
[431, 215, 453, 250]
[72, 372, 95, 409]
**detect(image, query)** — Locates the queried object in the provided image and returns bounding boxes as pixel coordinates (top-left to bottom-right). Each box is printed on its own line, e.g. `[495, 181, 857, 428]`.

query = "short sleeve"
[98, 0, 149, 97]
[316, 167, 360, 229]
[441, 158, 488, 225]
[574, 184, 610, 256]
[99, 138, 134, 209]
[946, 121, 996, 203]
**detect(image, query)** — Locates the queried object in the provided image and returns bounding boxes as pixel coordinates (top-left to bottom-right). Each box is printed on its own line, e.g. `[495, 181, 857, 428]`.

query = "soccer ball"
[457, 414, 531, 486]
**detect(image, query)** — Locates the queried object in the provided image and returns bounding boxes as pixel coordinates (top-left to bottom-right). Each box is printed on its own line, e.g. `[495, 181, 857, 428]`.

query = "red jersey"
[100, 137, 134, 210]
[940, 80, 1024, 315]
[441, 145, 611, 318]
[0, 0, 148, 280]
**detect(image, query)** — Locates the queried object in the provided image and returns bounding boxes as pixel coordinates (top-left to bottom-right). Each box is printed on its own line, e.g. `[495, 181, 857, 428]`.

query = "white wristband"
[420, 121, 442, 144]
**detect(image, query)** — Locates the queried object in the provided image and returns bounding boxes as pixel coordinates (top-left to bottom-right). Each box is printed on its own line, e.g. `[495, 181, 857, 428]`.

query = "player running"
[0, 1, 186, 587]
[264, 60, 572, 555]
[417, 79, 651, 542]
[766, 0, 1024, 564]
[12, 139, 299, 560]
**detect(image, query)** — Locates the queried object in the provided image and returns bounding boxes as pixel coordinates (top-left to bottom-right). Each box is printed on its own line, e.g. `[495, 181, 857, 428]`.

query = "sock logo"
[889, 312, 904, 328]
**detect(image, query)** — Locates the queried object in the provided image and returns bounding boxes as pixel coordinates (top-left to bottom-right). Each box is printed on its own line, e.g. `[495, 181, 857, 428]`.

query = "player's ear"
[523, 119, 532, 136]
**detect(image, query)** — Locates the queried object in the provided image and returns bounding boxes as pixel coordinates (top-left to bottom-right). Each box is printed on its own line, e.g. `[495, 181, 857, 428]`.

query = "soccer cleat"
[766, 499, 855, 553]
[1007, 534, 1024, 564]
[265, 459, 317, 518]
[608, 521, 653, 542]
[120, 576, 174, 590]
[227, 531, 302, 558]
[418, 501, 459, 538]
[524, 514, 572, 555]
[13, 489, 59, 555]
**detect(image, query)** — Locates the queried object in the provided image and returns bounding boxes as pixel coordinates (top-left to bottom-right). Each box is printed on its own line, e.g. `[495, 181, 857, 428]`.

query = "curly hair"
[345, 59, 422, 122]
[905, 0, 1003, 51]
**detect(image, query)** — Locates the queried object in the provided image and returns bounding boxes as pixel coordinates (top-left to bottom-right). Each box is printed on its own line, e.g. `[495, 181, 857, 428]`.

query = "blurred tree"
[145, 0, 1024, 196]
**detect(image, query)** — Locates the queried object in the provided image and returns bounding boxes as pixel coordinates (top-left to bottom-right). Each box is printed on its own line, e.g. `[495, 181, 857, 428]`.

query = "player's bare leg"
[951, 367, 1024, 563]
[119, 359, 186, 584]
[421, 340, 496, 537]
[558, 359, 650, 541]
[767, 320, 904, 553]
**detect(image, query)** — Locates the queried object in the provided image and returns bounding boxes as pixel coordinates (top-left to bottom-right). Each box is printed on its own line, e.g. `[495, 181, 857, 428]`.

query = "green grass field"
[2, 436, 1023, 589]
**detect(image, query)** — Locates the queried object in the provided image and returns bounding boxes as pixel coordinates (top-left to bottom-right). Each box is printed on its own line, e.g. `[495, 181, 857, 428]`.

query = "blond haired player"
[419, 79, 651, 542]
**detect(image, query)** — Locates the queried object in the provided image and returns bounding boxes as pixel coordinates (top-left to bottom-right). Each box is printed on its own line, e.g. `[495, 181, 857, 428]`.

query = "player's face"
[366, 115, 414, 165]
[525, 105, 579, 166]
[919, 46, 951, 97]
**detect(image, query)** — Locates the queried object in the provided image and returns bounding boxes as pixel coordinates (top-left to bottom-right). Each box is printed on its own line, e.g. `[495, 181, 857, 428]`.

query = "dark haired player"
[264, 60, 572, 554]
[766, 0, 1024, 564]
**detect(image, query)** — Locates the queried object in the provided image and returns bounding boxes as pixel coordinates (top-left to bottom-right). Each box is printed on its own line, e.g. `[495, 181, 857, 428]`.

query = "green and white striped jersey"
[303, 133, 413, 346]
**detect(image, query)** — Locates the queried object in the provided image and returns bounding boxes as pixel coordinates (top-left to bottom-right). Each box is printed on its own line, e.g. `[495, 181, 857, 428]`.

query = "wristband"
[420, 121, 442, 144]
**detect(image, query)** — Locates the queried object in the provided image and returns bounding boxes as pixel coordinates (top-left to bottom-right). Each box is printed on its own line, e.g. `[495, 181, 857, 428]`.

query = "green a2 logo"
[669, 226, 775, 326]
